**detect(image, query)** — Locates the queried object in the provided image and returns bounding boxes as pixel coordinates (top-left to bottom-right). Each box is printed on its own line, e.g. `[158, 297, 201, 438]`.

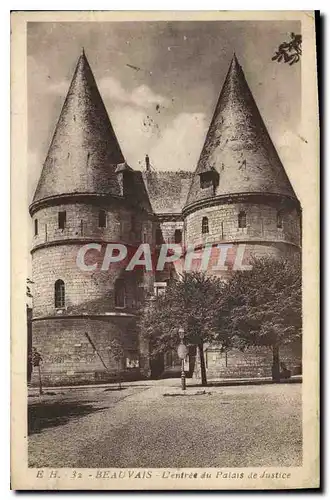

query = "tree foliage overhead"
[218, 255, 302, 350]
[26, 277, 34, 299]
[140, 272, 226, 355]
[272, 32, 302, 65]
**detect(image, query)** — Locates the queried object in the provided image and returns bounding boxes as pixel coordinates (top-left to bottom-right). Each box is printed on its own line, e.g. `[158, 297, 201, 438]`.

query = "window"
[200, 170, 219, 190]
[154, 282, 167, 298]
[54, 279, 65, 308]
[126, 356, 140, 369]
[174, 229, 182, 244]
[58, 211, 66, 230]
[34, 219, 38, 236]
[98, 210, 107, 228]
[238, 211, 246, 229]
[156, 228, 163, 244]
[202, 217, 209, 234]
[114, 279, 126, 308]
[200, 173, 213, 189]
[277, 210, 284, 229]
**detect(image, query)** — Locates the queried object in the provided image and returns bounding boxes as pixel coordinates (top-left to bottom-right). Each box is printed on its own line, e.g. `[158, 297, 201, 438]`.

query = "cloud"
[110, 105, 154, 166]
[47, 80, 71, 96]
[130, 85, 168, 108]
[109, 108, 207, 172]
[272, 127, 303, 200]
[28, 150, 43, 203]
[149, 112, 208, 171]
[47, 74, 169, 110]
[99, 77, 169, 109]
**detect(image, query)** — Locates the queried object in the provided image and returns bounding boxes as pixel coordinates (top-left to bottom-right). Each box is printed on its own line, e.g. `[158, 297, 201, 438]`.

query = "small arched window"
[277, 210, 284, 229]
[174, 229, 182, 243]
[98, 210, 107, 228]
[34, 219, 38, 236]
[202, 216, 209, 234]
[238, 211, 247, 228]
[115, 279, 126, 308]
[54, 279, 65, 308]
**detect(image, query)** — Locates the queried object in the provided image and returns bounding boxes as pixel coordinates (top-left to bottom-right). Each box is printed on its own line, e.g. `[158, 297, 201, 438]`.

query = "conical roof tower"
[31, 49, 125, 210]
[184, 54, 298, 209]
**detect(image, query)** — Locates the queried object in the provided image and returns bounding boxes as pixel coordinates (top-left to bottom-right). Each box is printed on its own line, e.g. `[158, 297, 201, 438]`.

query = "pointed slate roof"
[32, 50, 125, 205]
[185, 55, 298, 209]
[141, 171, 194, 214]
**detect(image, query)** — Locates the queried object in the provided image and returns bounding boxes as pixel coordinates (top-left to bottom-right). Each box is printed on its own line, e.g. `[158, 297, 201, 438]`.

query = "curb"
[28, 376, 302, 396]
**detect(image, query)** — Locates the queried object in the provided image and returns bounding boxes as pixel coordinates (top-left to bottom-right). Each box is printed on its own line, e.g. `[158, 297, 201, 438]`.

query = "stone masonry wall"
[184, 201, 300, 250]
[192, 343, 302, 380]
[32, 202, 153, 248]
[32, 244, 145, 317]
[31, 316, 149, 386]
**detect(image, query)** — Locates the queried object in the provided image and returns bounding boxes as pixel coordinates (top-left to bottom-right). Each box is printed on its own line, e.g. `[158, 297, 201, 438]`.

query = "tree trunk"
[117, 361, 122, 390]
[272, 344, 280, 382]
[198, 343, 207, 386]
[38, 365, 43, 395]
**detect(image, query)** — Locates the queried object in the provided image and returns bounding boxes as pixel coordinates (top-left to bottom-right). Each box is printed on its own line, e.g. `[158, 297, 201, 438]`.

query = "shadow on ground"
[28, 401, 106, 436]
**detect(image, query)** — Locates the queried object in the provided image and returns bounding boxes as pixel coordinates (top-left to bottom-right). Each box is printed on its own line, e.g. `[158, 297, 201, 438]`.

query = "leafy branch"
[272, 32, 302, 65]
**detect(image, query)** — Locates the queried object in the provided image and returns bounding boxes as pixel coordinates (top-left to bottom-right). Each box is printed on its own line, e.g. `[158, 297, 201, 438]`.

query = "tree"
[31, 347, 43, 395]
[26, 278, 34, 299]
[108, 339, 125, 389]
[272, 32, 302, 65]
[139, 272, 226, 386]
[26, 278, 33, 383]
[218, 255, 302, 381]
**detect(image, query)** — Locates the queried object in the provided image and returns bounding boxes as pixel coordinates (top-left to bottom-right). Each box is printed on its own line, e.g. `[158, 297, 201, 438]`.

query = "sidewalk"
[28, 375, 302, 397]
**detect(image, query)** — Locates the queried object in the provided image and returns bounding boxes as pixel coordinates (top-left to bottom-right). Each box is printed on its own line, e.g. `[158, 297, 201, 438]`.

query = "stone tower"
[29, 51, 150, 386]
[183, 55, 301, 274]
[182, 55, 301, 379]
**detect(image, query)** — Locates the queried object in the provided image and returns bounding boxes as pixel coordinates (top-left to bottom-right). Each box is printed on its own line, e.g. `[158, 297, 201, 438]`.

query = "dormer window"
[200, 173, 213, 189]
[98, 210, 107, 228]
[199, 169, 219, 190]
[277, 210, 284, 229]
[238, 211, 246, 229]
[58, 211, 66, 230]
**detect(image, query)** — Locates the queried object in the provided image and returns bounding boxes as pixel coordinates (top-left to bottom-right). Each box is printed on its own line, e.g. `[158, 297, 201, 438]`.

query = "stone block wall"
[31, 316, 149, 386]
[31, 202, 153, 248]
[156, 220, 184, 245]
[32, 245, 141, 317]
[192, 343, 302, 380]
[184, 201, 301, 250]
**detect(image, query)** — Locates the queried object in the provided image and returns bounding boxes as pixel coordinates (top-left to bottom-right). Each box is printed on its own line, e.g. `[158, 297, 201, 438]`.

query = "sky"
[27, 20, 302, 206]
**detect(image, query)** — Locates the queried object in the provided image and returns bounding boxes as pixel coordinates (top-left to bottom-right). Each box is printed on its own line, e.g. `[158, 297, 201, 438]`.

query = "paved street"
[28, 380, 302, 468]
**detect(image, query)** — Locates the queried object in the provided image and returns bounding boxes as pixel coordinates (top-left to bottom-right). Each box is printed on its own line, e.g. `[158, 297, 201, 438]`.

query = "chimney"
[145, 154, 150, 172]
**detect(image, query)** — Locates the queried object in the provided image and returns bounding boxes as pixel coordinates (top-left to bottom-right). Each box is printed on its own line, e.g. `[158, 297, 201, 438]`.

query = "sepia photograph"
[11, 10, 319, 490]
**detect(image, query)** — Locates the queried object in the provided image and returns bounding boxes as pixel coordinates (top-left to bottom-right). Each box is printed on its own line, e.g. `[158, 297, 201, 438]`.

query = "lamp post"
[177, 327, 187, 391]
